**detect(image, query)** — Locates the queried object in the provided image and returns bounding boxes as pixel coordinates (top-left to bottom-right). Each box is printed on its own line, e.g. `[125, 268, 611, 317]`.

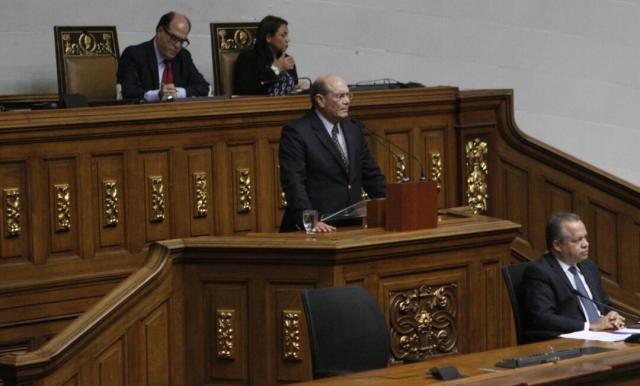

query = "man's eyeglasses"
[327, 92, 353, 101]
[162, 26, 190, 47]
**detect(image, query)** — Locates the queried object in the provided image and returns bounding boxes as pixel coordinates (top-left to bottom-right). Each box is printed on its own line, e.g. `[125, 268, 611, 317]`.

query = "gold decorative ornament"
[395, 154, 408, 183]
[54, 184, 71, 232]
[3, 188, 21, 237]
[465, 139, 488, 214]
[149, 176, 165, 223]
[277, 165, 287, 209]
[193, 172, 208, 218]
[216, 309, 235, 359]
[389, 283, 458, 361]
[62, 30, 115, 56]
[282, 311, 302, 361]
[430, 152, 443, 191]
[217, 27, 256, 50]
[103, 180, 119, 227]
[237, 169, 252, 213]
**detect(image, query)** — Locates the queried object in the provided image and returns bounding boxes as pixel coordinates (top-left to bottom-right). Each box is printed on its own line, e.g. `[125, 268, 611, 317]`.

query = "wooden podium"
[368, 180, 438, 231]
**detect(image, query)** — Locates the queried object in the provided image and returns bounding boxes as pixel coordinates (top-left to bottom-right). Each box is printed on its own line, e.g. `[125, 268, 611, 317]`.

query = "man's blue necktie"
[569, 266, 600, 323]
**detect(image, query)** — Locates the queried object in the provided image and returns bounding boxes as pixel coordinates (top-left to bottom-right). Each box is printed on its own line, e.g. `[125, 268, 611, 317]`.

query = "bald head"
[155, 12, 191, 60]
[310, 74, 351, 123]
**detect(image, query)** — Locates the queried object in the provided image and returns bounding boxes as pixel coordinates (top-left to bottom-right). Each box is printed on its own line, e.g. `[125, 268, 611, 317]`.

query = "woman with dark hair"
[234, 15, 299, 95]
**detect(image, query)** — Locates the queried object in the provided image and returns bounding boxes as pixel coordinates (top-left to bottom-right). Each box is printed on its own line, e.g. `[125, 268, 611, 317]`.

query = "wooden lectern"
[370, 180, 438, 231]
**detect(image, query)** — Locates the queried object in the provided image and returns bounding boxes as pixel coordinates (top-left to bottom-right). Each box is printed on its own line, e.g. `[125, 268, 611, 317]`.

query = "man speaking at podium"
[278, 74, 386, 232]
[523, 212, 625, 340]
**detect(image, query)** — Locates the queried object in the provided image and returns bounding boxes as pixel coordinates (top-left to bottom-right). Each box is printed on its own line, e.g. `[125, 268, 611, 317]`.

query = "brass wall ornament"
[149, 176, 165, 223]
[282, 311, 302, 361]
[54, 184, 71, 232]
[389, 283, 458, 361]
[430, 152, 443, 191]
[237, 169, 252, 213]
[217, 27, 256, 50]
[395, 154, 409, 183]
[193, 172, 208, 218]
[62, 30, 115, 56]
[277, 165, 287, 209]
[465, 139, 488, 214]
[3, 188, 21, 237]
[103, 180, 119, 227]
[216, 309, 235, 359]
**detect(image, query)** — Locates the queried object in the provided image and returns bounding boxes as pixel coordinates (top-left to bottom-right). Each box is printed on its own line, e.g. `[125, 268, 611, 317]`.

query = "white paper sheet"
[559, 330, 631, 342]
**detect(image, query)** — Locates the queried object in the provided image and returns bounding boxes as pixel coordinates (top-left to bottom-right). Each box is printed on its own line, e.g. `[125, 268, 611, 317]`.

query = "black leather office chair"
[502, 262, 531, 345]
[301, 287, 390, 378]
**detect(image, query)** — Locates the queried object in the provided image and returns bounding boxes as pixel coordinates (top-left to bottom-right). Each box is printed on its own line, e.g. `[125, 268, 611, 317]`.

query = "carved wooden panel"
[482, 261, 502, 350]
[588, 203, 619, 281]
[97, 337, 125, 386]
[464, 137, 489, 214]
[422, 127, 446, 207]
[92, 154, 126, 251]
[0, 161, 28, 261]
[141, 151, 170, 242]
[385, 130, 412, 183]
[544, 179, 574, 216]
[228, 144, 256, 233]
[501, 159, 529, 240]
[186, 148, 214, 237]
[143, 302, 170, 386]
[206, 282, 248, 384]
[273, 285, 313, 383]
[45, 158, 79, 257]
[271, 141, 286, 230]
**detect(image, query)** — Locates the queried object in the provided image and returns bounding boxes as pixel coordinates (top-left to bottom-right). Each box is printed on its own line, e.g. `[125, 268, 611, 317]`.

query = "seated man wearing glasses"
[118, 12, 209, 101]
[278, 74, 386, 232]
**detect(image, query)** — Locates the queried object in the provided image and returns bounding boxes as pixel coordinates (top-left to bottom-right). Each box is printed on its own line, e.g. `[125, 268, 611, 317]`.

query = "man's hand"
[590, 311, 626, 331]
[313, 221, 336, 233]
[160, 83, 177, 100]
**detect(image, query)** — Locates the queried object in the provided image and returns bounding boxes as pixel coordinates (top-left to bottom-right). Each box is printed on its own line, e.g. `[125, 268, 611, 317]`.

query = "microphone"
[362, 125, 427, 182]
[571, 289, 640, 322]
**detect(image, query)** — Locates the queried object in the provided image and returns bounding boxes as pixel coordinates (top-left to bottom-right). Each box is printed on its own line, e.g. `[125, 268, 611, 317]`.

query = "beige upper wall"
[1, 0, 638, 186]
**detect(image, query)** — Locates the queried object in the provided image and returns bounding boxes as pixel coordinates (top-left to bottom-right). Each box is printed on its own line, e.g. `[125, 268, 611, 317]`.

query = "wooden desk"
[292, 338, 640, 385]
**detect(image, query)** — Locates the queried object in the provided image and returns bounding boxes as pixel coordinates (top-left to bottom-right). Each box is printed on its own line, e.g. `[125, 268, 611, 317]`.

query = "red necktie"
[161, 61, 173, 85]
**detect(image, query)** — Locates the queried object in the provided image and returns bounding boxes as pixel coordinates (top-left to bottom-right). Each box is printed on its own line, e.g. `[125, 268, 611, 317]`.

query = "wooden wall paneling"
[588, 203, 619, 282]
[270, 140, 286, 231]
[170, 146, 190, 239]
[140, 150, 171, 243]
[543, 179, 574, 218]
[205, 281, 249, 384]
[142, 302, 170, 386]
[96, 337, 126, 386]
[125, 149, 145, 254]
[385, 129, 412, 184]
[272, 283, 314, 384]
[255, 137, 275, 233]
[421, 126, 446, 208]
[500, 159, 530, 241]
[0, 161, 28, 262]
[92, 153, 127, 254]
[228, 143, 257, 233]
[45, 157, 80, 259]
[481, 260, 503, 350]
[185, 147, 215, 237]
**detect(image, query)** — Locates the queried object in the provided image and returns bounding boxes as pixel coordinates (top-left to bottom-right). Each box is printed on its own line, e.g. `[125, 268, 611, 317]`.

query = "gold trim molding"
[395, 154, 408, 183]
[389, 283, 458, 362]
[149, 176, 165, 223]
[282, 311, 302, 361]
[193, 172, 208, 218]
[54, 184, 71, 232]
[103, 180, 119, 227]
[3, 188, 21, 237]
[465, 139, 488, 214]
[430, 152, 442, 191]
[216, 309, 234, 359]
[237, 168, 252, 213]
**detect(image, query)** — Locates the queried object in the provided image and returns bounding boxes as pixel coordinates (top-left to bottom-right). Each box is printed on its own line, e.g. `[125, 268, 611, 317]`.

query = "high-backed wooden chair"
[54, 26, 120, 101]
[210, 22, 258, 96]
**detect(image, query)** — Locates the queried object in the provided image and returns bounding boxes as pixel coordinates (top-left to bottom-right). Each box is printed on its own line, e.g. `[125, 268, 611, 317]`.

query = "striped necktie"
[569, 266, 600, 323]
[331, 124, 349, 167]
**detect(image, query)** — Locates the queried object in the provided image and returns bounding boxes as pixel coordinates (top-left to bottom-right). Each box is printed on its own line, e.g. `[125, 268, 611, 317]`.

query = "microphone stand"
[363, 126, 427, 181]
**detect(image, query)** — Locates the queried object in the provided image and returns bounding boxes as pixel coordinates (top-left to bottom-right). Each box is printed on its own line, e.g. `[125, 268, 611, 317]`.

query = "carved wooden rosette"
[216, 309, 234, 359]
[465, 139, 488, 214]
[236, 168, 252, 213]
[149, 176, 165, 223]
[192, 172, 208, 218]
[394, 154, 408, 183]
[282, 311, 302, 361]
[62, 30, 115, 56]
[102, 179, 118, 227]
[389, 284, 458, 361]
[3, 188, 21, 237]
[430, 152, 443, 191]
[54, 184, 71, 232]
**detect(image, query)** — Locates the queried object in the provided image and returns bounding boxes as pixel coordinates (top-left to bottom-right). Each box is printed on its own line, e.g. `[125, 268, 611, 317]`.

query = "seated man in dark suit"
[278, 74, 386, 232]
[117, 12, 209, 101]
[523, 212, 625, 341]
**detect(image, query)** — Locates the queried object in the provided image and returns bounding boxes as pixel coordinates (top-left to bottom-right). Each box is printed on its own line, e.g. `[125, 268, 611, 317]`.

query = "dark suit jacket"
[117, 39, 209, 99]
[233, 49, 297, 95]
[523, 253, 610, 338]
[278, 111, 386, 232]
